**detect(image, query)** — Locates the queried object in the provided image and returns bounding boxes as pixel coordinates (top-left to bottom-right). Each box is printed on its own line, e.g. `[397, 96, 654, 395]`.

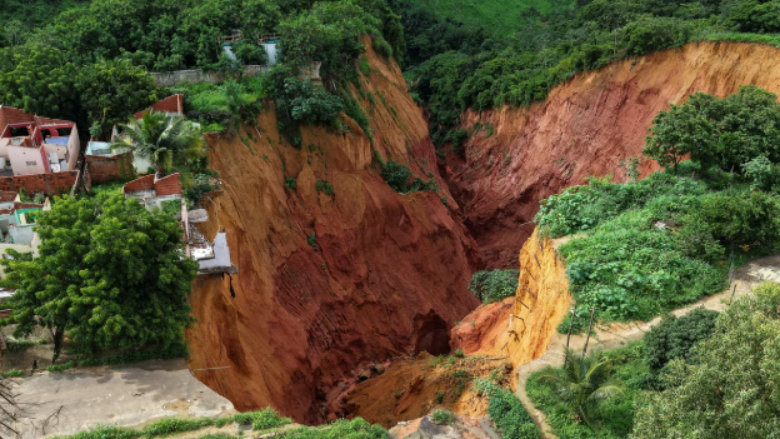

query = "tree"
[113, 111, 205, 177]
[0, 194, 198, 361]
[644, 86, 780, 173]
[535, 348, 625, 431]
[643, 100, 715, 172]
[632, 282, 780, 439]
[78, 59, 159, 139]
[0, 45, 83, 126]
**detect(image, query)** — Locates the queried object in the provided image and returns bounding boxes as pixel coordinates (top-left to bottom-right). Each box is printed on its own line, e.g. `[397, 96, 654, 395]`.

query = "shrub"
[430, 409, 456, 425]
[453, 349, 465, 358]
[5, 340, 35, 353]
[285, 177, 297, 191]
[643, 308, 719, 375]
[469, 270, 519, 304]
[381, 160, 437, 194]
[2, 369, 22, 378]
[316, 181, 334, 196]
[487, 387, 538, 439]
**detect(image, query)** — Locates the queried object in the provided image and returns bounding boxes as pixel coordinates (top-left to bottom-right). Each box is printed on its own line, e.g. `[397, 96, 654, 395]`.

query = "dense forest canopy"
[2, 0, 779, 146]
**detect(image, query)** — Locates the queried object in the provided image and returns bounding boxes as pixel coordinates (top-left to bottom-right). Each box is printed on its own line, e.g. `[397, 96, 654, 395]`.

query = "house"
[0, 194, 49, 279]
[85, 95, 186, 177]
[122, 172, 183, 211]
[0, 106, 80, 176]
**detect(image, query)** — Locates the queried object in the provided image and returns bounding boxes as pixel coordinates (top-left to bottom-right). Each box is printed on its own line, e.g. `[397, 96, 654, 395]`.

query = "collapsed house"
[0, 106, 80, 176]
[123, 173, 236, 275]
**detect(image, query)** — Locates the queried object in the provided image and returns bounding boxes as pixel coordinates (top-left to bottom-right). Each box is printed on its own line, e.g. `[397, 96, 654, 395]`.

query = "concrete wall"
[150, 65, 271, 87]
[7, 145, 46, 176]
[9, 225, 34, 246]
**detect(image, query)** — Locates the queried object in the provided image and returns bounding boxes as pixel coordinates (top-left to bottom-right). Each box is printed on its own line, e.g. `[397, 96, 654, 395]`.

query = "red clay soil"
[447, 41, 780, 268]
[185, 41, 480, 425]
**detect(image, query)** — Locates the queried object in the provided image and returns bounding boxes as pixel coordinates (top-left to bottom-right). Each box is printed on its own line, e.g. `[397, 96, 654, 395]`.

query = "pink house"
[0, 106, 80, 176]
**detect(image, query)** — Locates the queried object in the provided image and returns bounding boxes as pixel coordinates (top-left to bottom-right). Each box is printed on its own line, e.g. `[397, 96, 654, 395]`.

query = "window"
[9, 127, 28, 137]
[25, 161, 36, 166]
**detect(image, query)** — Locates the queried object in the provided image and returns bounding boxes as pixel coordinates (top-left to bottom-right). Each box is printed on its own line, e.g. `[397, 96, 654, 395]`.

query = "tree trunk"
[52, 329, 64, 365]
[582, 305, 596, 357]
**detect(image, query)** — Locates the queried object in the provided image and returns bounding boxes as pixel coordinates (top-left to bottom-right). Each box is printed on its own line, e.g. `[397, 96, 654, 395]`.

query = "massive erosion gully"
[184, 41, 780, 426]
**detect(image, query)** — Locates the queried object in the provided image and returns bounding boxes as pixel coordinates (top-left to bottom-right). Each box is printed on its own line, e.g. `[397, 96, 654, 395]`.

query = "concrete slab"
[9, 359, 234, 438]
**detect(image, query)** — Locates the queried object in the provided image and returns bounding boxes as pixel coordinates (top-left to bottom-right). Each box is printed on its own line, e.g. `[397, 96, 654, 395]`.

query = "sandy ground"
[7, 359, 234, 438]
[514, 254, 780, 439]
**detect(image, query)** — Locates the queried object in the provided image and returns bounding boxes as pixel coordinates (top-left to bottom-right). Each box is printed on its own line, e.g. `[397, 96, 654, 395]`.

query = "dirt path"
[514, 254, 780, 439]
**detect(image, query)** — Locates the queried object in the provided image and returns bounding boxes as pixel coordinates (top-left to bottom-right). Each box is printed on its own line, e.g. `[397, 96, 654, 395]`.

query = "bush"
[316, 181, 334, 196]
[381, 160, 437, 194]
[430, 409, 456, 425]
[643, 308, 719, 372]
[469, 270, 519, 304]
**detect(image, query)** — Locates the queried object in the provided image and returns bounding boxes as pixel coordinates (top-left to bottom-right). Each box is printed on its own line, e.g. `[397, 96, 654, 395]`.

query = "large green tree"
[79, 59, 159, 138]
[644, 86, 780, 173]
[0, 194, 198, 360]
[113, 111, 205, 177]
[632, 282, 780, 439]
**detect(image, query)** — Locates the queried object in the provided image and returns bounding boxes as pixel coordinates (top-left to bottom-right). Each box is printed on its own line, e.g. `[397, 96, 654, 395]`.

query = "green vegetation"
[45, 361, 76, 372]
[528, 344, 647, 438]
[644, 86, 780, 175]
[633, 283, 780, 438]
[536, 87, 780, 329]
[316, 181, 335, 196]
[397, 0, 780, 150]
[0, 193, 198, 361]
[4, 340, 35, 353]
[2, 369, 22, 378]
[52, 408, 295, 438]
[279, 418, 387, 439]
[476, 378, 538, 439]
[469, 269, 520, 303]
[381, 160, 437, 193]
[430, 409, 456, 425]
[112, 112, 205, 177]
[391, 0, 571, 39]
[535, 349, 625, 432]
[642, 309, 718, 389]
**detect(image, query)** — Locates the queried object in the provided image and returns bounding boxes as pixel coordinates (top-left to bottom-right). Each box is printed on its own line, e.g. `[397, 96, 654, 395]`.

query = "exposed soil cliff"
[505, 230, 572, 370]
[186, 41, 480, 424]
[452, 230, 572, 380]
[448, 42, 780, 268]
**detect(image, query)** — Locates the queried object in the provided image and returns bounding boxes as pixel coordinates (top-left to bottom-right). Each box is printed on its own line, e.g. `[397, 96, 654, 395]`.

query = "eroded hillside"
[186, 42, 480, 424]
[448, 41, 780, 268]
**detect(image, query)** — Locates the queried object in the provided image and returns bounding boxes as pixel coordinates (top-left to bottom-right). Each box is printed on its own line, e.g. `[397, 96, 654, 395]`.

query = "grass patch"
[46, 361, 75, 372]
[2, 369, 22, 378]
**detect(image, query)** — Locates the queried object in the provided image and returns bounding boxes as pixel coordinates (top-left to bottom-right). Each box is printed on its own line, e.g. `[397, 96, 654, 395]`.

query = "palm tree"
[536, 348, 625, 431]
[112, 111, 204, 177]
